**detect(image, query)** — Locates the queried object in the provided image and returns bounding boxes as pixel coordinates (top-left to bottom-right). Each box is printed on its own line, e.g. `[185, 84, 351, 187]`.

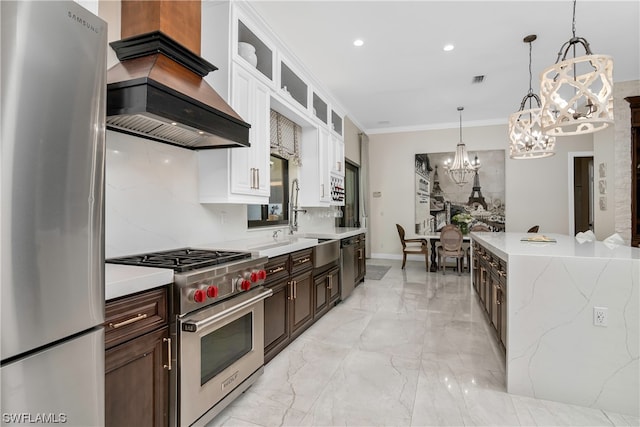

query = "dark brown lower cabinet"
[263, 248, 315, 364]
[471, 240, 507, 353]
[314, 264, 340, 320]
[289, 269, 314, 340]
[105, 327, 169, 427]
[105, 286, 170, 427]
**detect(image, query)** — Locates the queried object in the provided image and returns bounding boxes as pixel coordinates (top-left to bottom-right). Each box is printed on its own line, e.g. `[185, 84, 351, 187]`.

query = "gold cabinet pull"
[163, 337, 172, 370]
[293, 280, 297, 299]
[495, 285, 502, 305]
[108, 313, 147, 329]
[287, 281, 293, 300]
[296, 257, 311, 265]
[327, 275, 332, 289]
[269, 266, 285, 274]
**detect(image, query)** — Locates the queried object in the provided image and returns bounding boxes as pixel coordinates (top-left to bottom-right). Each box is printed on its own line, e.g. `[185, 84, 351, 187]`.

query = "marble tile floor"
[208, 259, 640, 427]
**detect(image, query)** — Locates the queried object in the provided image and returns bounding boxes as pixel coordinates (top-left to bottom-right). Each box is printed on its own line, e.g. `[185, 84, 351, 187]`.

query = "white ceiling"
[247, 0, 640, 133]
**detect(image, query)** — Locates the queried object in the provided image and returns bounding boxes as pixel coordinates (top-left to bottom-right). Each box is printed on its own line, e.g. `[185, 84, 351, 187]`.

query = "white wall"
[593, 126, 616, 239]
[344, 116, 361, 165]
[368, 124, 593, 259]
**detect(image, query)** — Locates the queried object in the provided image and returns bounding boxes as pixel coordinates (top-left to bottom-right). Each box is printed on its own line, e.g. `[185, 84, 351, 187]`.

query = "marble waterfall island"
[471, 232, 639, 417]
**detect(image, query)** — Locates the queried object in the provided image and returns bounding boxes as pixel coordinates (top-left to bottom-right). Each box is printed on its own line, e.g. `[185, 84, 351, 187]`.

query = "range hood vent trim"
[106, 31, 250, 150]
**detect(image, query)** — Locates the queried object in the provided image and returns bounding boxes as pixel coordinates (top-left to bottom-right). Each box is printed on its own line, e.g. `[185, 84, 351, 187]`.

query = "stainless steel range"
[107, 248, 271, 427]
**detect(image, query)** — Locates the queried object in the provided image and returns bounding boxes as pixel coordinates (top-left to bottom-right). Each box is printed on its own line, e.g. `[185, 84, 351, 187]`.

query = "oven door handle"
[181, 287, 273, 333]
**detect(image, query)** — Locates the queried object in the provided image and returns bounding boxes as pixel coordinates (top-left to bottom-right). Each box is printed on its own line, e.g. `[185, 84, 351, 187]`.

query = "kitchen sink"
[248, 237, 319, 258]
[248, 239, 299, 250]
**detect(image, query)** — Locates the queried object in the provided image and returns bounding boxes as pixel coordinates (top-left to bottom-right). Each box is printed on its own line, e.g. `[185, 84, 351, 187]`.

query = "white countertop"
[303, 227, 366, 240]
[104, 229, 364, 300]
[471, 232, 640, 261]
[105, 264, 174, 301]
[195, 236, 319, 258]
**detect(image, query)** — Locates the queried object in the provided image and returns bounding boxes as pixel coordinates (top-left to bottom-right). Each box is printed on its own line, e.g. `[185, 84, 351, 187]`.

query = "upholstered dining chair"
[527, 225, 540, 233]
[437, 224, 464, 275]
[395, 224, 429, 270]
[466, 224, 491, 270]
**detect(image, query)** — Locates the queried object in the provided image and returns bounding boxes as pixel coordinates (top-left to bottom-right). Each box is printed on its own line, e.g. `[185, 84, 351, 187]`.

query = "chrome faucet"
[289, 178, 307, 235]
[272, 230, 281, 240]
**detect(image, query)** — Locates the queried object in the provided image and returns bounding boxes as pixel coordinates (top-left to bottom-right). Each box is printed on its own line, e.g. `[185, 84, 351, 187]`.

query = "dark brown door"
[105, 327, 169, 427]
[327, 266, 340, 304]
[264, 279, 290, 363]
[573, 156, 593, 234]
[289, 270, 314, 338]
[314, 274, 329, 319]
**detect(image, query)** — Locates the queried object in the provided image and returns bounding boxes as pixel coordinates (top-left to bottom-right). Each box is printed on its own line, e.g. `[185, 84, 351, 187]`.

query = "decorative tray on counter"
[520, 235, 557, 243]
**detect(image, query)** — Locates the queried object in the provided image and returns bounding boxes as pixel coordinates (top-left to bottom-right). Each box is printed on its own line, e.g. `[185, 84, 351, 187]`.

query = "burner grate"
[106, 248, 251, 272]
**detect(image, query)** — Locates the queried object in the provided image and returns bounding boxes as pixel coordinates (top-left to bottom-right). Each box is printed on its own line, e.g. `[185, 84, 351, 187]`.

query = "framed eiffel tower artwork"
[414, 150, 506, 233]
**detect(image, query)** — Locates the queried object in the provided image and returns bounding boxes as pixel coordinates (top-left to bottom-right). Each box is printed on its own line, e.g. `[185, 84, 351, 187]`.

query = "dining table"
[409, 231, 472, 272]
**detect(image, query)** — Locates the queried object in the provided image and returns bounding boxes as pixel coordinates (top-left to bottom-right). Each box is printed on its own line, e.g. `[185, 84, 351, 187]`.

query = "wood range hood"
[106, 0, 250, 149]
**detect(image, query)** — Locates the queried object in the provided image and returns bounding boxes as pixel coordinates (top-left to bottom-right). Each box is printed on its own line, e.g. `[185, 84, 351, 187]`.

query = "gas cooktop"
[106, 248, 251, 273]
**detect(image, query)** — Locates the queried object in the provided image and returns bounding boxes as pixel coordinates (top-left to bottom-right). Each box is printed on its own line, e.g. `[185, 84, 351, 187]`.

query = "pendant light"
[509, 35, 556, 159]
[444, 107, 479, 186]
[539, 0, 613, 136]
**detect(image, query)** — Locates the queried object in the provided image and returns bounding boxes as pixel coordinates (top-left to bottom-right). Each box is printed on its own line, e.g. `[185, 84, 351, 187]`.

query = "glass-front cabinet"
[199, 1, 345, 207]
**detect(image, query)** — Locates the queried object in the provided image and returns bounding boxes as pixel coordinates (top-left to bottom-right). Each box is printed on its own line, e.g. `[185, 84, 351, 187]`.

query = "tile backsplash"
[105, 131, 337, 257]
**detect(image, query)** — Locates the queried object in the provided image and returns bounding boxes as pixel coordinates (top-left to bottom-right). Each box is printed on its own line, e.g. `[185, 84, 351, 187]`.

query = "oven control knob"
[258, 269, 267, 280]
[206, 285, 219, 299]
[236, 278, 251, 292]
[250, 271, 259, 282]
[192, 289, 206, 303]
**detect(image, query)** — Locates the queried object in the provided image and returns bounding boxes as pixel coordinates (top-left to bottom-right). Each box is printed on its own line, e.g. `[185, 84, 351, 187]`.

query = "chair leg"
[457, 257, 462, 276]
[402, 253, 407, 269]
[424, 253, 429, 271]
[441, 255, 445, 275]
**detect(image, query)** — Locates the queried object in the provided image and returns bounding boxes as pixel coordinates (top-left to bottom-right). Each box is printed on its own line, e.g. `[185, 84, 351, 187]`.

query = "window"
[248, 155, 289, 228]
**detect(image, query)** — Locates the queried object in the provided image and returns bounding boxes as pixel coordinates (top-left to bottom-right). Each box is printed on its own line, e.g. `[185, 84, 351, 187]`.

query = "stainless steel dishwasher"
[340, 237, 357, 300]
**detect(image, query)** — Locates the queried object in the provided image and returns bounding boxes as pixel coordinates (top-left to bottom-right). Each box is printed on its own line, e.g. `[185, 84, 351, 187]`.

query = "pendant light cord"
[458, 108, 463, 142]
[527, 40, 533, 109]
[572, 0, 577, 38]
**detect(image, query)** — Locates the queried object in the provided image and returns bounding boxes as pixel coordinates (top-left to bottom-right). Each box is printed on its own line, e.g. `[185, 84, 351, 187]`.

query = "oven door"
[178, 286, 272, 427]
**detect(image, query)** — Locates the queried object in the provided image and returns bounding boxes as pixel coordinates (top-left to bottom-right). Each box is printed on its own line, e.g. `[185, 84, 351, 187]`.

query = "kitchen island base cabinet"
[105, 286, 170, 427]
[471, 241, 507, 353]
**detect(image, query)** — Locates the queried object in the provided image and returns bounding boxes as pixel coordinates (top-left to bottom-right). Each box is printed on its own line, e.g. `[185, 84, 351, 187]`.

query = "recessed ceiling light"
[443, 44, 455, 52]
[353, 39, 364, 47]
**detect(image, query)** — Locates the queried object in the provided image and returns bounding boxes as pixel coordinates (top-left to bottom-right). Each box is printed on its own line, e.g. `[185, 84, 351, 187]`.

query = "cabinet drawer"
[291, 248, 313, 275]
[264, 255, 289, 285]
[105, 287, 169, 350]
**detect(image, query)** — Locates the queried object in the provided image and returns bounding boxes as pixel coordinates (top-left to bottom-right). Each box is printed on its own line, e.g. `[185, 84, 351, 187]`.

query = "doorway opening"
[337, 160, 360, 227]
[568, 152, 594, 236]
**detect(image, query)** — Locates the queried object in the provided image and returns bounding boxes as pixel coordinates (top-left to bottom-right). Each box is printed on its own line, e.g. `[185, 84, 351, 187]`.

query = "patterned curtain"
[270, 110, 301, 165]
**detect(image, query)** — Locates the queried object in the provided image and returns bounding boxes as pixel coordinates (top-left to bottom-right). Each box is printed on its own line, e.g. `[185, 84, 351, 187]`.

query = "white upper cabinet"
[198, 65, 270, 204]
[199, 1, 348, 206]
[298, 126, 331, 207]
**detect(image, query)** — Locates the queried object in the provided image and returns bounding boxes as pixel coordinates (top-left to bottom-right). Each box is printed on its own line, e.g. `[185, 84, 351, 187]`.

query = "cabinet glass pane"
[238, 20, 273, 80]
[331, 111, 342, 136]
[313, 93, 327, 124]
[281, 62, 308, 109]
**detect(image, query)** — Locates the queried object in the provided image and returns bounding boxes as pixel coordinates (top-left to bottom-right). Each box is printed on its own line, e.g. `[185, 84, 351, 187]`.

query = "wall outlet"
[593, 307, 608, 327]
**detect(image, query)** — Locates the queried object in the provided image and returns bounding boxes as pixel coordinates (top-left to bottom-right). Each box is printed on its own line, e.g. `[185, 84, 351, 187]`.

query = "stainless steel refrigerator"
[1, 2, 107, 425]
